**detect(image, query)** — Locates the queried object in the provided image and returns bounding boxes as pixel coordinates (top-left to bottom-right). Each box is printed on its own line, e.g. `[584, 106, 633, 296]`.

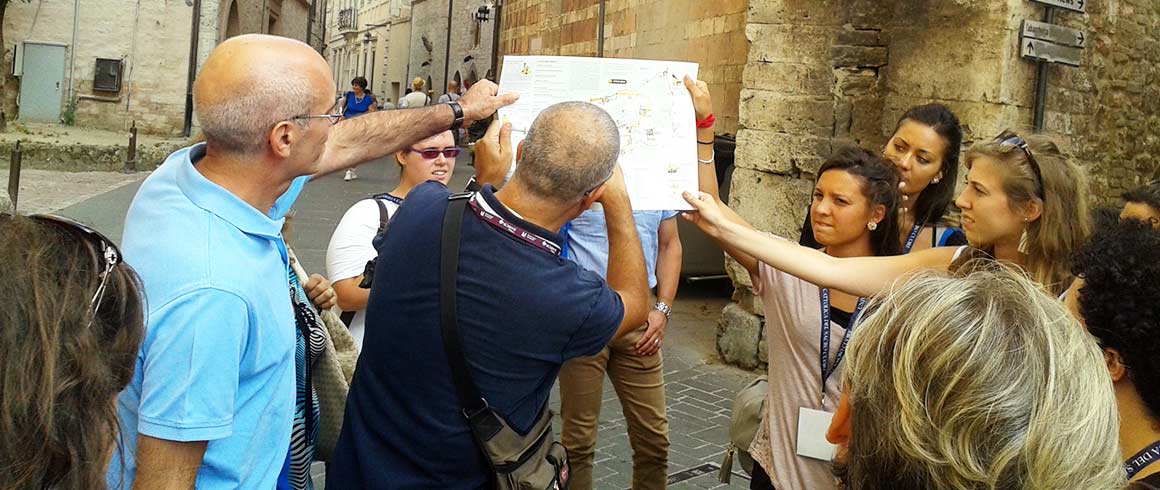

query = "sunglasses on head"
[409, 148, 461, 159]
[18, 214, 122, 327]
[994, 130, 1045, 201]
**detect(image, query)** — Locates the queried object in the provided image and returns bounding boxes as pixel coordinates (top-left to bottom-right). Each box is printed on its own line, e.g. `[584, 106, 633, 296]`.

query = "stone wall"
[408, 0, 496, 101]
[721, 0, 1160, 370]
[499, 0, 746, 134]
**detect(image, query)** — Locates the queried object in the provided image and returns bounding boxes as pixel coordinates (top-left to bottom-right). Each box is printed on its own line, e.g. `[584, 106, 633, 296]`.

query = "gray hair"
[513, 102, 620, 204]
[840, 265, 1125, 490]
[195, 69, 318, 155]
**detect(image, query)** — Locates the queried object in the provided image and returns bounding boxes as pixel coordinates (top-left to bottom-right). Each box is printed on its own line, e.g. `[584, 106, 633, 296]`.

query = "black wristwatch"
[448, 101, 465, 131]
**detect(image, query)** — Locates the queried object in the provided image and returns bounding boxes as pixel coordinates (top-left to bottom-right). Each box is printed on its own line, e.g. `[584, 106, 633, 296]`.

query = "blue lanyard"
[373, 193, 404, 205]
[903, 223, 923, 253]
[819, 288, 867, 408]
[1126, 441, 1160, 480]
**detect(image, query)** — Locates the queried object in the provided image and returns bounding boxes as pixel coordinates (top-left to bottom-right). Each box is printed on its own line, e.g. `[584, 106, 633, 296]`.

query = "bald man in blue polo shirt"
[107, 34, 516, 490]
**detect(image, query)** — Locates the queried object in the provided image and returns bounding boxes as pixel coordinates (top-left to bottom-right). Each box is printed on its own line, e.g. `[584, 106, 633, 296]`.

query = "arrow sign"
[1029, 0, 1086, 13]
[1022, 38, 1083, 66]
[1022, 20, 1086, 48]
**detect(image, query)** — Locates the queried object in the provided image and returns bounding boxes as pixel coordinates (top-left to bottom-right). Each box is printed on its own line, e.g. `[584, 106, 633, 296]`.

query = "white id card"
[796, 407, 838, 461]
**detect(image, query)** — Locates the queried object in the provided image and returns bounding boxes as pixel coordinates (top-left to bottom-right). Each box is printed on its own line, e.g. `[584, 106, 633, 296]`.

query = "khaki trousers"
[559, 326, 670, 490]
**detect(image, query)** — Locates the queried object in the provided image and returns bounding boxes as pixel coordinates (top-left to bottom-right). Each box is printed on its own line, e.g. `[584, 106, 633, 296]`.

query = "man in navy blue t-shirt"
[328, 102, 652, 489]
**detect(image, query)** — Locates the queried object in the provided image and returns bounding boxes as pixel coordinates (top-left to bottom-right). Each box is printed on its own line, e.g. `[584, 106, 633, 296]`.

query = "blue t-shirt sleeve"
[661, 210, 680, 221]
[135, 288, 250, 442]
[562, 282, 625, 360]
[269, 175, 312, 219]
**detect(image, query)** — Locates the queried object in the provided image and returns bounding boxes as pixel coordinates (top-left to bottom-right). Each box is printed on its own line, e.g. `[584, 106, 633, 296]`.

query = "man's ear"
[826, 389, 853, 446]
[1106, 348, 1128, 383]
[516, 139, 525, 163]
[268, 121, 295, 159]
[579, 184, 607, 213]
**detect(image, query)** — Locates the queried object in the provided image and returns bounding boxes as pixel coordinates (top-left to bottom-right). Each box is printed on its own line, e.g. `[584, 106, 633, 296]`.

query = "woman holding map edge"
[684, 76, 904, 490]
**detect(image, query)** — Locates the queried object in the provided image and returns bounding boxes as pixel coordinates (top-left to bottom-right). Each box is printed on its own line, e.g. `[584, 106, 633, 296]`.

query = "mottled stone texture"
[407, 0, 496, 102]
[720, 0, 1160, 368]
[499, 0, 747, 134]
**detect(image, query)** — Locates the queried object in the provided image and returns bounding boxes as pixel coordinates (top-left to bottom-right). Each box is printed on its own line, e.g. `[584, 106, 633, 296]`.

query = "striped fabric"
[281, 271, 327, 490]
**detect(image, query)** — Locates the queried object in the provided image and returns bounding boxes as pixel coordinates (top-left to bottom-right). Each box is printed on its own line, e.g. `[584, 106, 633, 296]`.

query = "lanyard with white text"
[819, 288, 867, 408]
[1126, 441, 1160, 480]
[903, 223, 923, 253]
[467, 197, 562, 256]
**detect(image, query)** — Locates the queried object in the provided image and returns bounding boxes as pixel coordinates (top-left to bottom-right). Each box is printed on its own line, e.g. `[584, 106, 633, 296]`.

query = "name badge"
[796, 407, 837, 461]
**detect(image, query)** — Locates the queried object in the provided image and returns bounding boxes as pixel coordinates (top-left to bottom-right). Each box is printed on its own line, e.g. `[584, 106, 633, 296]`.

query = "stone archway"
[224, 0, 241, 40]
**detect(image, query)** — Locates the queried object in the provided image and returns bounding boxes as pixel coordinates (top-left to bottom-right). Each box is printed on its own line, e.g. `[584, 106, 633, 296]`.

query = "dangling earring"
[1017, 217, 1030, 254]
[868, 222, 878, 231]
[932, 173, 942, 184]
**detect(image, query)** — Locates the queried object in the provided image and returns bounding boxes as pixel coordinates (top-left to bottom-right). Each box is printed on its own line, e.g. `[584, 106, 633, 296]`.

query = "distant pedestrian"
[398, 78, 429, 108]
[342, 76, 379, 182]
[438, 80, 461, 104]
[380, 97, 396, 110]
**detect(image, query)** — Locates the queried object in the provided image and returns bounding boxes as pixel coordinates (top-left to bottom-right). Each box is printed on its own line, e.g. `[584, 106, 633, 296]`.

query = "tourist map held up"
[498, 56, 700, 211]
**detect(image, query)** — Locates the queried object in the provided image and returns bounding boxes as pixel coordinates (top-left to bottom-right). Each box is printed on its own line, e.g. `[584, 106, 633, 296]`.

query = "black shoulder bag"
[439, 193, 571, 490]
[340, 196, 395, 326]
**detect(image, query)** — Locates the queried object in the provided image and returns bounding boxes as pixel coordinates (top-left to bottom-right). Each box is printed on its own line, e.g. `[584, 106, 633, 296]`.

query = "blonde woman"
[823, 267, 1125, 490]
[686, 131, 1090, 298]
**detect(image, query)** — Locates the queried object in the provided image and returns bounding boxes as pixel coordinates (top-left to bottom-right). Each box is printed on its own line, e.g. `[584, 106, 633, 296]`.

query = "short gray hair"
[514, 102, 620, 204]
[195, 69, 318, 155]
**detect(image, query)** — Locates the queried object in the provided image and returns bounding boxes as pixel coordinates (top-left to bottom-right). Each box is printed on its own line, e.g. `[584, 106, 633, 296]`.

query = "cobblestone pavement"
[49, 154, 758, 490]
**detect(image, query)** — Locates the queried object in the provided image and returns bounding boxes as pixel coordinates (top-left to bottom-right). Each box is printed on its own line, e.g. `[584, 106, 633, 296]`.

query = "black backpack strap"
[374, 197, 390, 234]
[439, 192, 489, 417]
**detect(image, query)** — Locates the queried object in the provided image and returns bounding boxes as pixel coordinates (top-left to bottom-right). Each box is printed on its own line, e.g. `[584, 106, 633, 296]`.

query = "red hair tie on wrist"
[696, 114, 716, 129]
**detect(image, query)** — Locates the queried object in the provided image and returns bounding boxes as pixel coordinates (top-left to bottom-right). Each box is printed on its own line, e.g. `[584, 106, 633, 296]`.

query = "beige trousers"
[558, 326, 670, 490]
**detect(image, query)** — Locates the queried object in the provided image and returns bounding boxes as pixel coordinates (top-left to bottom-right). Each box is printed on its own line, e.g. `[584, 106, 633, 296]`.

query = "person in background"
[826, 267, 1125, 490]
[380, 97, 396, 111]
[1121, 180, 1160, 226]
[438, 80, 462, 104]
[398, 78, 429, 108]
[327, 130, 459, 349]
[1, 214, 145, 490]
[342, 76, 379, 182]
[1069, 219, 1160, 488]
[800, 103, 966, 253]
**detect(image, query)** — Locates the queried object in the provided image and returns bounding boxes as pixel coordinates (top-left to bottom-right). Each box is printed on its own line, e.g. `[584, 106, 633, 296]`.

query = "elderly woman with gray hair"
[823, 266, 1126, 490]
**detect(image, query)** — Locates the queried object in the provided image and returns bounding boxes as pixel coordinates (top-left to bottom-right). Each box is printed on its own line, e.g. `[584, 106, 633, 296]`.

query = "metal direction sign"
[1029, 0, 1086, 13]
[1022, 20, 1086, 48]
[1022, 38, 1083, 66]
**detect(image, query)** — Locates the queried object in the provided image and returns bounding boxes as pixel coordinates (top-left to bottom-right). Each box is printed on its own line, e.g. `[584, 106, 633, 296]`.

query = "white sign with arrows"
[1022, 20, 1086, 47]
[1029, 0, 1086, 13]
[1022, 38, 1083, 66]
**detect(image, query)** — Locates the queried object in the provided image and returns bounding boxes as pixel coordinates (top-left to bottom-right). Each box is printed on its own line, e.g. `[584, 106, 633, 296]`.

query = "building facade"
[408, 0, 496, 103]
[324, 0, 412, 105]
[1, 0, 319, 136]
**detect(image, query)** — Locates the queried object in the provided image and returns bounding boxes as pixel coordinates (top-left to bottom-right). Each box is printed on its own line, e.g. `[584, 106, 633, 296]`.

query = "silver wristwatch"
[653, 301, 672, 320]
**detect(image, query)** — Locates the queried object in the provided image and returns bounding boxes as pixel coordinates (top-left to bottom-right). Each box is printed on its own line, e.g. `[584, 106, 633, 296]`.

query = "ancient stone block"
[739, 90, 834, 136]
[735, 129, 829, 175]
[835, 68, 879, 95]
[742, 61, 832, 96]
[732, 286, 766, 317]
[747, 0, 844, 27]
[717, 302, 763, 370]
[830, 45, 889, 68]
[837, 26, 882, 47]
[728, 167, 814, 239]
[746, 24, 836, 65]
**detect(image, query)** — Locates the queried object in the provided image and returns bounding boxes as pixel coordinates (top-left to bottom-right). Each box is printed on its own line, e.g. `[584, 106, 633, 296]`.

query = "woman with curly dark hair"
[1069, 218, 1160, 488]
[1121, 180, 1160, 227]
[0, 214, 146, 489]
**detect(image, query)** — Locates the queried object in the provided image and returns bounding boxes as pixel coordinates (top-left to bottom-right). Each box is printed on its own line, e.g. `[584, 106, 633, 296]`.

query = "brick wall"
[499, 0, 746, 134]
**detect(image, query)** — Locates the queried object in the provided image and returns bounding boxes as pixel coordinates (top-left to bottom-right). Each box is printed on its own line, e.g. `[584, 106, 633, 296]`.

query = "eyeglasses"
[409, 148, 461, 159]
[994, 130, 1045, 200]
[30, 214, 122, 328]
[288, 113, 343, 126]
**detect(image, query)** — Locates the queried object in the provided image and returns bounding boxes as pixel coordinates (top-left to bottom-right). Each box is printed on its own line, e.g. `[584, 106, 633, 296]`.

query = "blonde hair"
[411, 77, 426, 91]
[964, 134, 1090, 295]
[841, 266, 1124, 490]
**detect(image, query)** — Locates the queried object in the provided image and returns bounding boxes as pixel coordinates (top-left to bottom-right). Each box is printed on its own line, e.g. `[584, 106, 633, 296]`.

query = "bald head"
[194, 35, 335, 155]
[514, 102, 620, 205]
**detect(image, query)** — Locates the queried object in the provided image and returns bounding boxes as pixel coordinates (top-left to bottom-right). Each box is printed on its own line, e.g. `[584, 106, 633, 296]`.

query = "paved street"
[37, 153, 758, 489]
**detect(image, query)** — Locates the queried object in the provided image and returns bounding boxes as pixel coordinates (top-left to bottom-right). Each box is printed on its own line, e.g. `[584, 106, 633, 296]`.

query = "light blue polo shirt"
[108, 143, 309, 489]
[564, 208, 679, 288]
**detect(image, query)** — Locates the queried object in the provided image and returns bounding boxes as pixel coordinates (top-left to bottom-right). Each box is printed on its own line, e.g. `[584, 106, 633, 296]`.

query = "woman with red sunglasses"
[326, 130, 459, 349]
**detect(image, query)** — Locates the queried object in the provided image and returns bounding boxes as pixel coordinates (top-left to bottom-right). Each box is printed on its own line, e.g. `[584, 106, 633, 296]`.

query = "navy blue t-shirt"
[328, 182, 625, 489]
